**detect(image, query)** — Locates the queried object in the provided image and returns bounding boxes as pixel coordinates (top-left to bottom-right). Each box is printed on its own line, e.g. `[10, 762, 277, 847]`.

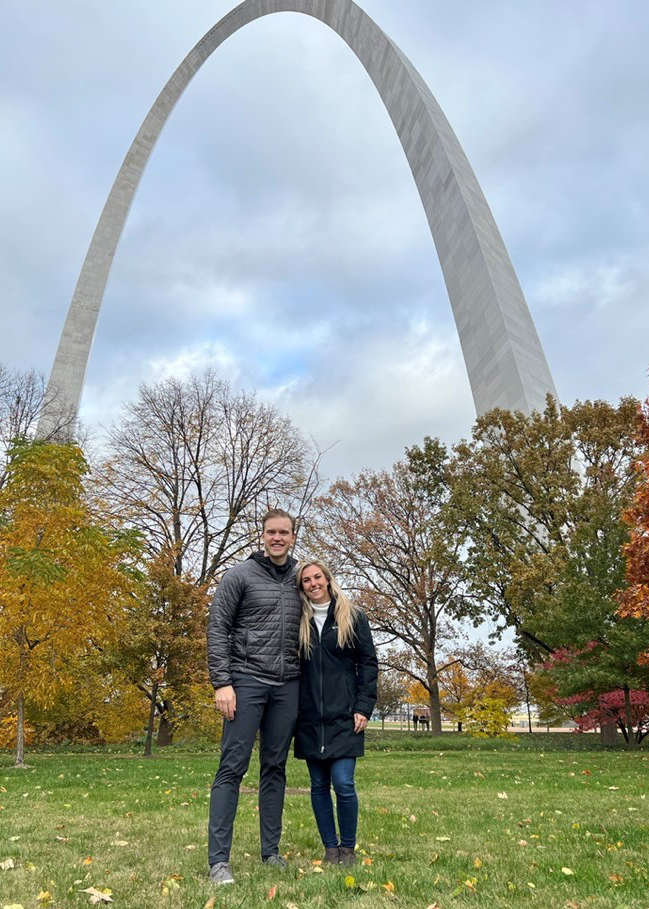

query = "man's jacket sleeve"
[207, 568, 244, 689]
[353, 612, 378, 718]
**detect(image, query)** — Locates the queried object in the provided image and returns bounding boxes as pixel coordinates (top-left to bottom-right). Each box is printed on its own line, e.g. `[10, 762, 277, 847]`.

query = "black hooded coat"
[294, 597, 378, 761]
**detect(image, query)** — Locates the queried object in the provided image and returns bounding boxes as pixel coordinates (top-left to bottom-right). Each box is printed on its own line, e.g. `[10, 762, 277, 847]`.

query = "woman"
[294, 560, 378, 866]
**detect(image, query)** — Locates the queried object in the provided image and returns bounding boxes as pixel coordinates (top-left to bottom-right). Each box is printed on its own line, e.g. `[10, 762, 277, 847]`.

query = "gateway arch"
[39, 0, 557, 437]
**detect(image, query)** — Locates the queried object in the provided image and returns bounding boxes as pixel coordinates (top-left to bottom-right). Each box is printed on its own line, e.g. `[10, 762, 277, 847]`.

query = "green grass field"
[0, 734, 647, 909]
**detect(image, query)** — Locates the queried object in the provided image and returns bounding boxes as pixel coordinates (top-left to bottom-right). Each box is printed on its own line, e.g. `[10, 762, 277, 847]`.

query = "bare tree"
[96, 370, 321, 584]
[375, 668, 408, 730]
[309, 437, 474, 736]
[0, 365, 76, 489]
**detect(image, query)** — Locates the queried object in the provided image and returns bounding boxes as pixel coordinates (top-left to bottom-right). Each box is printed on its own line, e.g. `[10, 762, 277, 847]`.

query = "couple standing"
[207, 508, 378, 885]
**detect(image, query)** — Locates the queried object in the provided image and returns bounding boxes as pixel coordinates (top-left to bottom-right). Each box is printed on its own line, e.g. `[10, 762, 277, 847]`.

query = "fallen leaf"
[382, 881, 395, 893]
[608, 786, 620, 791]
[2, 904, 25, 909]
[0, 859, 15, 871]
[362, 857, 373, 866]
[561, 867, 574, 876]
[110, 840, 128, 847]
[518, 840, 528, 847]
[474, 857, 483, 869]
[36, 893, 51, 903]
[409, 814, 417, 823]
[267, 885, 277, 900]
[497, 792, 508, 800]
[82, 858, 93, 866]
[312, 866, 324, 873]
[608, 873, 624, 884]
[79, 887, 113, 904]
[285, 904, 300, 909]
[203, 900, 215, 909]
[566, 902, 579, 909]
[435, 836, 451, 842]
[311, 859, 322, 866]
[527, 882, 536, 889]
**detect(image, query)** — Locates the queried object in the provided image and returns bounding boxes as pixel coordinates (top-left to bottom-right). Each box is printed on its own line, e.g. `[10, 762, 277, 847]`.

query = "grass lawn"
[0, 734, 647, 909]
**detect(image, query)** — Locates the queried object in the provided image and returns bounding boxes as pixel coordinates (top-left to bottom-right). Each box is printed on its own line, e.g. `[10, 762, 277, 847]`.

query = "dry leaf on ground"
[79, 887, 113, 904]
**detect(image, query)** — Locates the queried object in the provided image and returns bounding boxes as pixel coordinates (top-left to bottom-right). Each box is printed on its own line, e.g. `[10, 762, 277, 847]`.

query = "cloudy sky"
[2, 1, 648, 480]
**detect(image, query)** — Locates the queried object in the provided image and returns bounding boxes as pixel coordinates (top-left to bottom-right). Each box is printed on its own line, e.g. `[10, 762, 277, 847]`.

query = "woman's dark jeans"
[306, 757, 358, 848]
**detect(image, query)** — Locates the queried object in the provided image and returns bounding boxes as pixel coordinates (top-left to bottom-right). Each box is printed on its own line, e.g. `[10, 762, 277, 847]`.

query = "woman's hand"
[353, 713, 368, 734]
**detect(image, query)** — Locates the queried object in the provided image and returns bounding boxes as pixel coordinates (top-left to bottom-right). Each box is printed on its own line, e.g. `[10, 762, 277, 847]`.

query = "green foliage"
[460, 696, 512, 739]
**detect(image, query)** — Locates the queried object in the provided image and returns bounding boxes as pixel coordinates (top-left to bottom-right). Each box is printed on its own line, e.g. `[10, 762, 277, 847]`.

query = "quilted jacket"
[207, 552, 302, 689]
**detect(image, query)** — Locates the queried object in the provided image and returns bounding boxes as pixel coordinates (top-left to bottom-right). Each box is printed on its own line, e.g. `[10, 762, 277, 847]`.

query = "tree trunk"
[381, 717, 385, 731]
[600, 721, 618, 745]
[144, 681, 159, 757]
[523, 672, 533, 733]
[427, 666, 443, 737]
[156, 700, 174, 746]
[457, 720, 462, 733]
[14, 690, 26, 768]
[623, 686, 636, 750]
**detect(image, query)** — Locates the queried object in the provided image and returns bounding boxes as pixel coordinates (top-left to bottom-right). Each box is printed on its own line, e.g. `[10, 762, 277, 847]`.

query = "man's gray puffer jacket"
[207, 552, 302, 689]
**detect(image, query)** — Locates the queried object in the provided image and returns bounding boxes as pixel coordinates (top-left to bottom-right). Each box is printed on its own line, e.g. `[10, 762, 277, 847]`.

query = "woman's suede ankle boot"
[339, 847, 356, 866]
[324, 846, 341, 864]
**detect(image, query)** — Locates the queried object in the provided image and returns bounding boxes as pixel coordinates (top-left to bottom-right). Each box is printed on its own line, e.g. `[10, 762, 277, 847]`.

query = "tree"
[451, 397, 645, 744]
[0, 364, 75, 489]
[97, 370, 320, 585]
[438, 660, 474, 731]
[310, 437, 473, 736]
[112, 547, 212, 752]
[374, 669, 407, 730]
[538, 631, 649, 749]
[617, 398, 649, 639]
[559, 689, 649, 745]
[452, 397, 641, 659]
[0, 440, 139, 766]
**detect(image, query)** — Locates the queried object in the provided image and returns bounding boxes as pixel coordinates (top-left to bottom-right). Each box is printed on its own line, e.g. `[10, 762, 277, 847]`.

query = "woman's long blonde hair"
[296, 560, 358, 657]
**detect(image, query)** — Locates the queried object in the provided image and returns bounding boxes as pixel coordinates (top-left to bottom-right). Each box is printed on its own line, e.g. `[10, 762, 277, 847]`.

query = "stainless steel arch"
[39, 0, 557, 437]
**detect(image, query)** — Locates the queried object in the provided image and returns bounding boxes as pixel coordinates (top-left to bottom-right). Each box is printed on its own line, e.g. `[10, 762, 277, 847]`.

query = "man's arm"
[207, 568, 245, 720]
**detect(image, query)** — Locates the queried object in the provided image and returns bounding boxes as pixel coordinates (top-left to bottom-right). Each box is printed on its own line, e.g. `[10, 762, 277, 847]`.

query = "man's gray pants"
[208, 672, 299, 865]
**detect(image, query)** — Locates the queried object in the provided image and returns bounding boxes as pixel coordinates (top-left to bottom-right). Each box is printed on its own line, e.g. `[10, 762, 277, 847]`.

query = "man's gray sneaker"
[209, 862, 234, 885]
[263, 855, 288, 869]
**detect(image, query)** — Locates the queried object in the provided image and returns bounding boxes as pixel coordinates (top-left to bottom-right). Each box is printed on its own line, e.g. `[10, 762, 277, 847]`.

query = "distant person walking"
[294, 560, 378, 866]
[413, 711, 419, 731]
[207, 509, 302, 886]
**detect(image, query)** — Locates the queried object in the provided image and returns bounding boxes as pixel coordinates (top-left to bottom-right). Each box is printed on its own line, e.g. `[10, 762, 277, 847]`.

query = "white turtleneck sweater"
[310, 600, 331, 638]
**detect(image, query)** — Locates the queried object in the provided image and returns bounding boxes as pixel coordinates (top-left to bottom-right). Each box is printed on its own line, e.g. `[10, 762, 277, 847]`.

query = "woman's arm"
[353, 611, 378, 719]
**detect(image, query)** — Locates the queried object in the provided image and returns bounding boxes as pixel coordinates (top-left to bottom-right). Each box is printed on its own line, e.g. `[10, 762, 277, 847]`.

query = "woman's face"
[300, 564, 330, 604]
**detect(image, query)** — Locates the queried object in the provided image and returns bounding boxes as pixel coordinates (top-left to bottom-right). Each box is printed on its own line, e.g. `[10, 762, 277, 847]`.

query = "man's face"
[262, 516, 296, 564]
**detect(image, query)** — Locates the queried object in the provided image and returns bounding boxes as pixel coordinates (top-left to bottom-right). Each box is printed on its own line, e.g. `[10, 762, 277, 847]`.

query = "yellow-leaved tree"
[0, 439, 140, 766]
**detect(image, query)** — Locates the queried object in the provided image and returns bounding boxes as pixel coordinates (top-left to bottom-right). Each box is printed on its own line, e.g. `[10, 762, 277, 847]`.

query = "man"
[207, 508, 302, 885]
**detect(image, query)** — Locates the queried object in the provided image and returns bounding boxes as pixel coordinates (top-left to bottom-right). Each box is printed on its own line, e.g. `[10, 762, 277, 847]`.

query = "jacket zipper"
[279, 578, 285, 681]
[318, 619, 325, 754]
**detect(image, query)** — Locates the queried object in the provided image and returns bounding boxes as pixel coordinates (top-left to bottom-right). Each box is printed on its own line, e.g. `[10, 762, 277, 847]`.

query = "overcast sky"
[2, 1, 648, 481]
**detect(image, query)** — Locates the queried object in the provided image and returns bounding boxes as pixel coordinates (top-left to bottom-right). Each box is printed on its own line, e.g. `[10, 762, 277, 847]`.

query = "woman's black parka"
[294, 598, 378, 761]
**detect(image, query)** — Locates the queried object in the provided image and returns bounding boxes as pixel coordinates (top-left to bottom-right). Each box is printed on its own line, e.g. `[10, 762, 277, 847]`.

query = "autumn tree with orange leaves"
[617, 398, 649, 631]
